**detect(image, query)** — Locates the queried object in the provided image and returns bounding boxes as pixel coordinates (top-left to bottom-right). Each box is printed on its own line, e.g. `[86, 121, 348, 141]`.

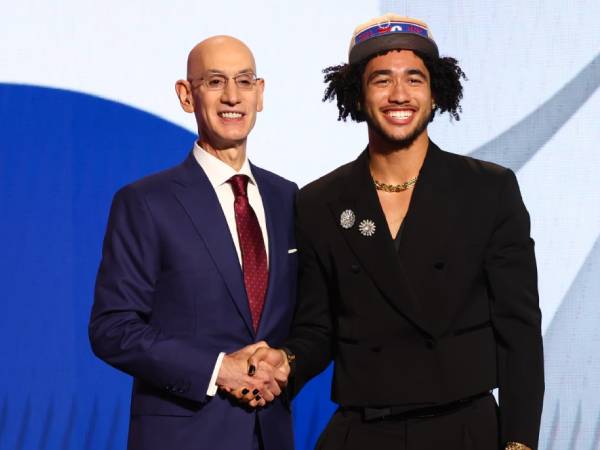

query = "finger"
[246, 340, 269, 355]
[261, 375, 281, 397]
[248, 394, 267, 408]
[263, 380, 281, 397]
[241, 388, 260, 402]
[256, 361, 276, 379]
[251, 373, 276, 399]
[247, 348, 269, 376]
[256, 362, 282, 396]
[230, 387, 248, 400]
[273, 366, 290, 387]
[235, 374, 266, 396]
[219, 384, 234, 393]
[261, 389, 275, 402]
[249, 371, 275, 401]
[248, 347, 275, 376]
[234, 385, 261, 403]
[271, 383, 282, 397]
[247, 348, 264, 375]
[254, 340, 269, 349]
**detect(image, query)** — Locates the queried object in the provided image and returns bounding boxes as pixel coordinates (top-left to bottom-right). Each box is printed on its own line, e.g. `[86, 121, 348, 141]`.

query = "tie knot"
[228, 174, 250, 198]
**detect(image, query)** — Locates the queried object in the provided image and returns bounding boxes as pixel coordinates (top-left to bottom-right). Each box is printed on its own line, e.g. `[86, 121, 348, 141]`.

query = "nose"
[388, 79, 409, 104]
[220, 79, 240, 105]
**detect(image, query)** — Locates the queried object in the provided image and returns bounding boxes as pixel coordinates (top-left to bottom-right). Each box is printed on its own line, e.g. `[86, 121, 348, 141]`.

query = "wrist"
[279, 347, 296, 375]
[216, 354, 233, 386]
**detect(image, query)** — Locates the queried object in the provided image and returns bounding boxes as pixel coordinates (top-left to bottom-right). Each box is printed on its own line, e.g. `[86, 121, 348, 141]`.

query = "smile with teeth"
[386, 110, 414, 120]
[219, 112, 243, 119]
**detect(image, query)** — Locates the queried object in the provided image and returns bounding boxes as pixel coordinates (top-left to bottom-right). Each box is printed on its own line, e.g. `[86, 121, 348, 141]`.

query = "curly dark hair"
[323, 50, 466, 122]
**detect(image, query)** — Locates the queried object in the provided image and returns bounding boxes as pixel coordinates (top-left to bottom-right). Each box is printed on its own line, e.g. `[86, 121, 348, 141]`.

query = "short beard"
[365, 109, 431, 152]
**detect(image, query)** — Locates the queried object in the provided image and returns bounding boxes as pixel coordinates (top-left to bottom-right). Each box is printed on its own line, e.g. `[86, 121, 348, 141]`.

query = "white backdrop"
[2, 1, 599, 448]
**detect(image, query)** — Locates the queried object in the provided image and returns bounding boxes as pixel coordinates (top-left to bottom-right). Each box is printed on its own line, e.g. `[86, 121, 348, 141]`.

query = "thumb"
[253, 340, 269, 350]
[241, 341, 268, 358]
[246, 340, 268, 354]
[247, 347, 270, 376]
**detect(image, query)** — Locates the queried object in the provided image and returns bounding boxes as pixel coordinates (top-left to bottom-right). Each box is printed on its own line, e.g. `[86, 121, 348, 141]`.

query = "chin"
[216, 136, 249, 148]
[216, 129, 250, 142]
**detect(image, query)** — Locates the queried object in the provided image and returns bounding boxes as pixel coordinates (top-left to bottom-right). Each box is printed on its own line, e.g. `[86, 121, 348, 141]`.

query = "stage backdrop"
[1, 1, 599, 449]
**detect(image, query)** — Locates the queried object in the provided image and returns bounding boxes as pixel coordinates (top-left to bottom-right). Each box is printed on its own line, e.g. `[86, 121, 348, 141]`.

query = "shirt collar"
[193, 141, 256, 188]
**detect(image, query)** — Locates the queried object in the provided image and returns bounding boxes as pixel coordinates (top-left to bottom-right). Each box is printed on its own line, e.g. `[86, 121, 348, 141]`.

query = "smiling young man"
[89, 36, 297, 450]
[250, 14, 544, 450]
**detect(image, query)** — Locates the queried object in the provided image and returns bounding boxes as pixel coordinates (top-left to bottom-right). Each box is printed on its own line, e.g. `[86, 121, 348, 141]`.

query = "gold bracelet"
[505, 442, 532, 450]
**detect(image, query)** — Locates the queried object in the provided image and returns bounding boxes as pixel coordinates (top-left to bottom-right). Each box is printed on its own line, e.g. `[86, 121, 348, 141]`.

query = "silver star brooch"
[358, 219, 376, 237]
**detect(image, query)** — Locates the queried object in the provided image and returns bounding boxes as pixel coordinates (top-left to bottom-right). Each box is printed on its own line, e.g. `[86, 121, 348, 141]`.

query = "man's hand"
[249, 347, 289, 377]
[216, 341, 283, 407]
[216, 341, 266, 394]
[240, 347, 290, 407]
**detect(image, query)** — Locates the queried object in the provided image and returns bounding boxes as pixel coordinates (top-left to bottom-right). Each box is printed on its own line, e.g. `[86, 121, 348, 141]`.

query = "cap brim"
[349, 34, 439, 64]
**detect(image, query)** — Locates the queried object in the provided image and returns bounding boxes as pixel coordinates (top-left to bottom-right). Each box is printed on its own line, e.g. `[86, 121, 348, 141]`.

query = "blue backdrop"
[0, 83, 337, 450]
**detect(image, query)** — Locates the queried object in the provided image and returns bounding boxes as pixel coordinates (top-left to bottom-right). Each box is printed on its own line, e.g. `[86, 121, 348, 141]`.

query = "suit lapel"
[328, 149, 428, 334]
[172, 154, 254, 336]
[398, 142, 456, 337]
[251, 166, 282, 338]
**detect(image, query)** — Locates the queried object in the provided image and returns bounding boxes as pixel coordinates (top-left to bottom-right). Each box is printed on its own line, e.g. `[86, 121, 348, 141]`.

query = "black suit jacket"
[286, 142, 544, 448]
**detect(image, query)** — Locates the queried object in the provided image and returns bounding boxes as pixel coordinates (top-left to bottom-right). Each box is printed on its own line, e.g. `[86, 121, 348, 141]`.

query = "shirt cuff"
[206, 352, 226, 396]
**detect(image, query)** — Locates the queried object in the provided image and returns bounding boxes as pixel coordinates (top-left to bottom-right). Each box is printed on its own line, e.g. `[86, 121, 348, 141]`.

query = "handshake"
[216, 342, 291, 407]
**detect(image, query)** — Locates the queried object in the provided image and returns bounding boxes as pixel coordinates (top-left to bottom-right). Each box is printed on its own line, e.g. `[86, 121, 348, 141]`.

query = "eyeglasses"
[190, 72, 261, 91]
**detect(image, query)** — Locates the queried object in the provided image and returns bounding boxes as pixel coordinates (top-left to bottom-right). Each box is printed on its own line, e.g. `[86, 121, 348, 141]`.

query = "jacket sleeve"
[284, 193, 335, 397]
[485, 169, 544, 449]
[89, 185, 219, 403]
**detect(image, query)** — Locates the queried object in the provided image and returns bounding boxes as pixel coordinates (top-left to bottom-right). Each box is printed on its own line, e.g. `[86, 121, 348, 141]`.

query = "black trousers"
[315, 394, 499, 450]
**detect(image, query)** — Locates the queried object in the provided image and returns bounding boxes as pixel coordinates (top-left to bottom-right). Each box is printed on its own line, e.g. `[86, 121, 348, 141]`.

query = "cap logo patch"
[355, 21, 429, 45]
[348, 14, 439, 63]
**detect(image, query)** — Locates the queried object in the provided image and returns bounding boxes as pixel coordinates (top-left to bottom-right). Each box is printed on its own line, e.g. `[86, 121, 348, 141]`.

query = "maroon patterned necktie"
[228, 174, 268, 332]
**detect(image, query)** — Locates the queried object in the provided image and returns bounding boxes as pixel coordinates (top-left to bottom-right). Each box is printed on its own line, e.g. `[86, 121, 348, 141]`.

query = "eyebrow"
[205, 68, 256, 76]
[367, 68, 429, 82]
[407, 68, 428, 79]
[367, 69, 393, 82]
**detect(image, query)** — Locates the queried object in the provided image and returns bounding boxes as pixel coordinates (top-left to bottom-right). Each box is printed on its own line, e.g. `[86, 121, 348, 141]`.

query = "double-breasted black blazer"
[286, 141, 544, 448]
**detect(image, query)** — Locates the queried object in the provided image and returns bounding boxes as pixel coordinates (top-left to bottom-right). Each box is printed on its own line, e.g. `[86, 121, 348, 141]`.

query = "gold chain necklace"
[373, 175, 419, 192]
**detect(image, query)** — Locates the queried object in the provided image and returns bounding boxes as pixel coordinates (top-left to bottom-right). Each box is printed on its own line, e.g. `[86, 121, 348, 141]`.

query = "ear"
[255, 78, 265, 112]
[175, 79, 194, 113]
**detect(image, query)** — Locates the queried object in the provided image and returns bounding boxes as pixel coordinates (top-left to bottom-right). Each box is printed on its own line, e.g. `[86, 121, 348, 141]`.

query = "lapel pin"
[340, 209, 356, 229]
[358, 219, 376, 237]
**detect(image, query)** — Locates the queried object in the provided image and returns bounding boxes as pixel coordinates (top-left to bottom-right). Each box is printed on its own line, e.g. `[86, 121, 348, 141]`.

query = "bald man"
[90, 36, 297, 450]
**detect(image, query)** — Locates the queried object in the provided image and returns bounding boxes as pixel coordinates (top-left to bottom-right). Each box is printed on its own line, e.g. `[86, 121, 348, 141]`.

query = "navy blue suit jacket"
[90, 153, 298, 450]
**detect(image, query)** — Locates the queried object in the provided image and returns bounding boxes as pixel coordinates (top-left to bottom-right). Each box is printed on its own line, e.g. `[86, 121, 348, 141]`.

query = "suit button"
[433, 261, 445, 270]
[426, 339, 436, 349]
[351, 264, 361, 273]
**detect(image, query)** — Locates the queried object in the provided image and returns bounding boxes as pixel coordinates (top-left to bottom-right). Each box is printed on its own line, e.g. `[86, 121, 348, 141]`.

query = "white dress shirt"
[192, 143, 269, 396]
